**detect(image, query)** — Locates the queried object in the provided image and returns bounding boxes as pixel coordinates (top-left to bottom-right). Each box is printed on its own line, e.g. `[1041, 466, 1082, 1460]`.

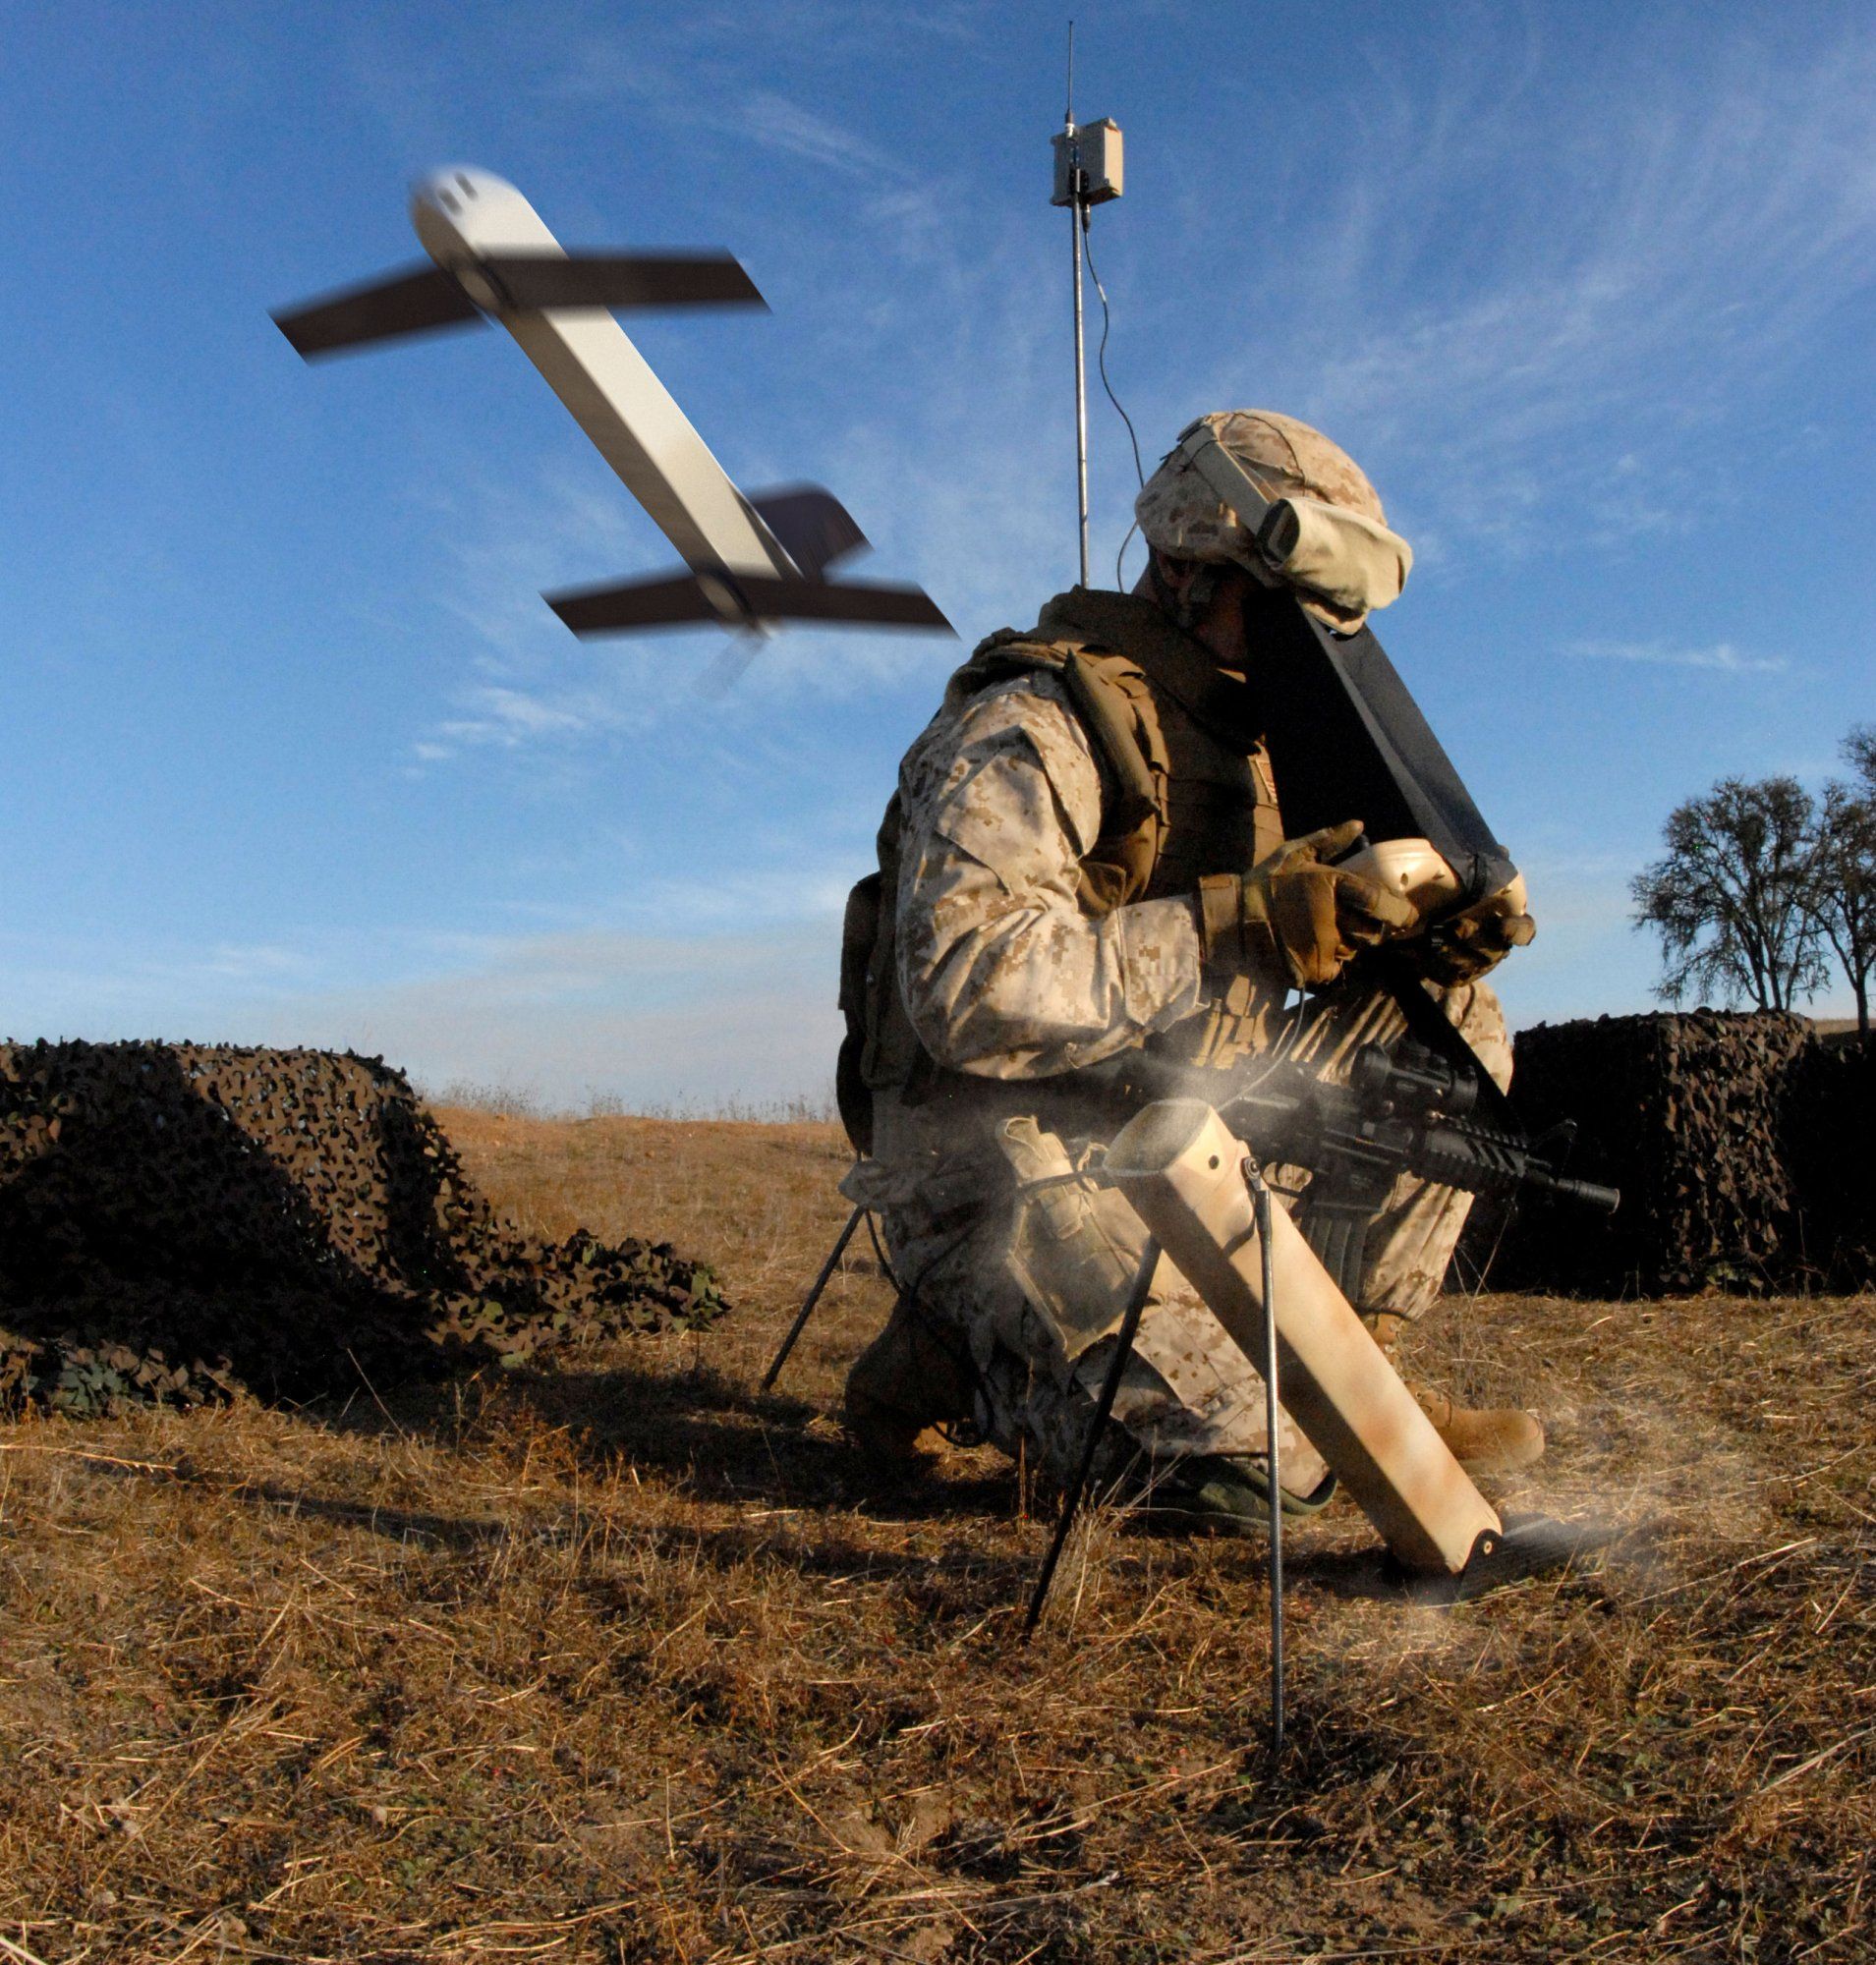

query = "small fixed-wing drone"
[273, 167, 952, 641]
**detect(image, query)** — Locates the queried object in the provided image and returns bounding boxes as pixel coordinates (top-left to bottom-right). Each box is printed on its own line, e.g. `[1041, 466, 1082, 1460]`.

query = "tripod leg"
[761, 1205, 866, 1392]
[1021, 1237, 1161, 1642]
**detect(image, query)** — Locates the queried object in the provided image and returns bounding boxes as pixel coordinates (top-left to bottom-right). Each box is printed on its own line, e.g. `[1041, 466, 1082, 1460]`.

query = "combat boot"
[1147, 1453, 1338, 1534]
[842, 1295, 976, 1461]
[1365, 1311, 1545, 1473]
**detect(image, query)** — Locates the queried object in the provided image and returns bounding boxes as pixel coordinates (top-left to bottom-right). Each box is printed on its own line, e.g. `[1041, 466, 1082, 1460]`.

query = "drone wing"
[473, 252, 764, 312]
[272, 263, 482, 358]
[274, 252, 766, 361]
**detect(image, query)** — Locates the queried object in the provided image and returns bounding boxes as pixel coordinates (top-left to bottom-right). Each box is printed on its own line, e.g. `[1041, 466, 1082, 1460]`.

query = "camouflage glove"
[1199, 819, 1417, 991]
[1411, 903, 1536, 986]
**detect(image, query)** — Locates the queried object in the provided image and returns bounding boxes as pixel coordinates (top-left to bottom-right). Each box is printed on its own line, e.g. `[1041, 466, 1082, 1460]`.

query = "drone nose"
[433, 170, 482, 214]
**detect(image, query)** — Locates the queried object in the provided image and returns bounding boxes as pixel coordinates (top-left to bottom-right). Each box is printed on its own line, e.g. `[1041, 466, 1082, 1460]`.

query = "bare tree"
[1847, 724, 1876, 783]
[1631, 775, 1826, 1011]
[1809, 728, 1876, 1037]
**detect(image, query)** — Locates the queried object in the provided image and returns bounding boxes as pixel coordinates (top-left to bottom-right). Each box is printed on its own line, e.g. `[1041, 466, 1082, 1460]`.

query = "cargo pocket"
[994, 1116, 1160, 1369]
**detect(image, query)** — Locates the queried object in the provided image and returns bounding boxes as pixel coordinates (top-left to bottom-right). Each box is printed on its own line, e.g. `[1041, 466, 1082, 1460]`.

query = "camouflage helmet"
[1135, 411, 1398, 628]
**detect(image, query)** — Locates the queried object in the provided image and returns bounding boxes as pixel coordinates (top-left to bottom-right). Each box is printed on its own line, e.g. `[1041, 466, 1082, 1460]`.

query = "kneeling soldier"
[836, 411, 1540, 1530]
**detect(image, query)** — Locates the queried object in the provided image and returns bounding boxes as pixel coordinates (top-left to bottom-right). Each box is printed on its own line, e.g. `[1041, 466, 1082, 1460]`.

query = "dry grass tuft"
[1, 1108, 1869, 1961]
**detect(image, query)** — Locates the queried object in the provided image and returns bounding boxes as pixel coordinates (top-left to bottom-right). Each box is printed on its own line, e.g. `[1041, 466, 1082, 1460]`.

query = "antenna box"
[1052, 118, 1123, 207]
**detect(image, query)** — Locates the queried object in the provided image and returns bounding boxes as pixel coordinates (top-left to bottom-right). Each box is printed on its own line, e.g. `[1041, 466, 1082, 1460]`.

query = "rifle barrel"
[1522, 1168, 1621, 1214]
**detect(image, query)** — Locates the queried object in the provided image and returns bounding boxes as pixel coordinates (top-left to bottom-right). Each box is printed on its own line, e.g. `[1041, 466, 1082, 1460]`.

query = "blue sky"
[3, 0, 1871, 1106]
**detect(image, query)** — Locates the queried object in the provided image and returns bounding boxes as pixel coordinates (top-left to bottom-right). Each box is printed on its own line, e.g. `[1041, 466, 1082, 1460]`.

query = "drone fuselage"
[410, 168, 789, 581]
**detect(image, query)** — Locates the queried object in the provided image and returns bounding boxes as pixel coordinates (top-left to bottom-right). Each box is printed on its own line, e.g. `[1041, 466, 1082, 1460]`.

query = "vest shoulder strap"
[953, 630, 1168, 912]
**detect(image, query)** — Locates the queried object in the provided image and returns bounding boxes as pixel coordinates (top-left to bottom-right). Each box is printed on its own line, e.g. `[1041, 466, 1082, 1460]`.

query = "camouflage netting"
[0, 1041, 726, 1416]
[1476, 1012, 1873, 1296]
[1780, 1037, 1876, 1288]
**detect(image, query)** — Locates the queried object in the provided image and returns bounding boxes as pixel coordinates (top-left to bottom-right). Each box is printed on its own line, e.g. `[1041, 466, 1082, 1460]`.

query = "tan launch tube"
[1105, 1100, 1501, 1576]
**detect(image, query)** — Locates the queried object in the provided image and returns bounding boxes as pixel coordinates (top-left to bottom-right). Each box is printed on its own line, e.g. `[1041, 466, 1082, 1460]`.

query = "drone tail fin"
[544, 568, 952, 637]
[743, 485, 869, 578]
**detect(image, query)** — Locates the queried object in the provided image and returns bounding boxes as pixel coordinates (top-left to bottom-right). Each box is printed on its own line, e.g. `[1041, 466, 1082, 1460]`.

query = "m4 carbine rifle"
[1216, 997, 1619, 1302]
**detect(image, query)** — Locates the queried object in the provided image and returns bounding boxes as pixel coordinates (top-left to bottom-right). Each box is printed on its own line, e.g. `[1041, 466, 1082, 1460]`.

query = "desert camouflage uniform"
[843, 588, 1509, 1499]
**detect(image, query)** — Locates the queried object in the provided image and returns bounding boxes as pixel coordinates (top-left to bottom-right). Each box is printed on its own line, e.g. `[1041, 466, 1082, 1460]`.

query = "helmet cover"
[1136, 410, 1403, 629]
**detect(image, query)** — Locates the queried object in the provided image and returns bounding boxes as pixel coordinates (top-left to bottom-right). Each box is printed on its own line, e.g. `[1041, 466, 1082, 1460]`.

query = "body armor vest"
[837, 590, 1286, 1153]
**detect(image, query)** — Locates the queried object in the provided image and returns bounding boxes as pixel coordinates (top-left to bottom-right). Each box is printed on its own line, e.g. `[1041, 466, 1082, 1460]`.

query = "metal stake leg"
[1022, 1235, 1161, 1641]
[1245, 1160, 1285, 1755]
[761, 1204, 866, 1392]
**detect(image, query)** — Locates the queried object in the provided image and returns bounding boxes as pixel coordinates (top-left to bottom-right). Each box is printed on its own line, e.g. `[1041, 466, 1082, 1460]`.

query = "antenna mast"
[1052, 26, 1123, 588]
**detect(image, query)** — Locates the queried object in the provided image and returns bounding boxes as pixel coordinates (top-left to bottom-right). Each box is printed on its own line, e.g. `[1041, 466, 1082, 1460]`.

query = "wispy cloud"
[1191, 20, 1876, 567]
[1567, 639, 1789, 675]
[737, 91, 903, 180]
[434, 683, 615, 751]
[529, 3, 991, 112]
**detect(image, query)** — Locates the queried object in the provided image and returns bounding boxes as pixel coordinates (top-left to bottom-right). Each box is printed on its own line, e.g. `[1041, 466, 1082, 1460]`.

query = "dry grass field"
[1, 1108, 1871, 1962]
